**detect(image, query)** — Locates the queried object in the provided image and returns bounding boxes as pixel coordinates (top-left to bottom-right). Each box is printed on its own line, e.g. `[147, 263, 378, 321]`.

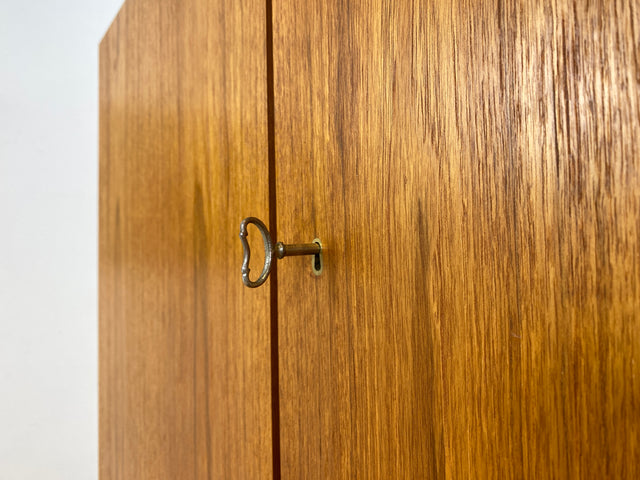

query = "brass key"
[239, 217, 322, 288]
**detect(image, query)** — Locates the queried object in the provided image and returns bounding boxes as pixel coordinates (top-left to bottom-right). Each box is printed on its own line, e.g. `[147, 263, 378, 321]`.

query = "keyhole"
[312, 238, 323, 276]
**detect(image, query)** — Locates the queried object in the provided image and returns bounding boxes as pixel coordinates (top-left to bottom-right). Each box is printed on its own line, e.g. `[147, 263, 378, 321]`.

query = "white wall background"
[0, 1, 124, 477]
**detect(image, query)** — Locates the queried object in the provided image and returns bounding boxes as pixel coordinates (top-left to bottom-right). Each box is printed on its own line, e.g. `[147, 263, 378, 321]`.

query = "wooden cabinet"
[99, 0, 272, 477]
[100, 0, 640, 478]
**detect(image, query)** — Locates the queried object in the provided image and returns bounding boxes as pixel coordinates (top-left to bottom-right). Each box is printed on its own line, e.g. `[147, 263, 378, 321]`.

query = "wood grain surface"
[273, 0, 640, 477]
[99, 0, 273, 477]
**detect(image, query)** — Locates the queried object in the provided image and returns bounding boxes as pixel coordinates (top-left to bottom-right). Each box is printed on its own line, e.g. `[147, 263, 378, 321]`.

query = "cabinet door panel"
[99, 0, 272, 478]
[273, 0, 640, 477]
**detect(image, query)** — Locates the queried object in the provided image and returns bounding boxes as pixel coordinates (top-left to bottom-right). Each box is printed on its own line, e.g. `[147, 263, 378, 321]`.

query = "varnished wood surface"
[273, 0, 640, 477]
[99, 0, 272, 478]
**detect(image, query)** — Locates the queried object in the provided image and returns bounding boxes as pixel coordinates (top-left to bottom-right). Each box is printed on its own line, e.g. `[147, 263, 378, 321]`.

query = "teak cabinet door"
[99, 0, 272, 478]
[273, 0, 640, 478]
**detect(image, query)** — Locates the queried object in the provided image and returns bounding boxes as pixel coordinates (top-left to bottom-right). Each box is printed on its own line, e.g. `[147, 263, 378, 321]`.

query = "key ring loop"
[239, 217, 274, 288]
